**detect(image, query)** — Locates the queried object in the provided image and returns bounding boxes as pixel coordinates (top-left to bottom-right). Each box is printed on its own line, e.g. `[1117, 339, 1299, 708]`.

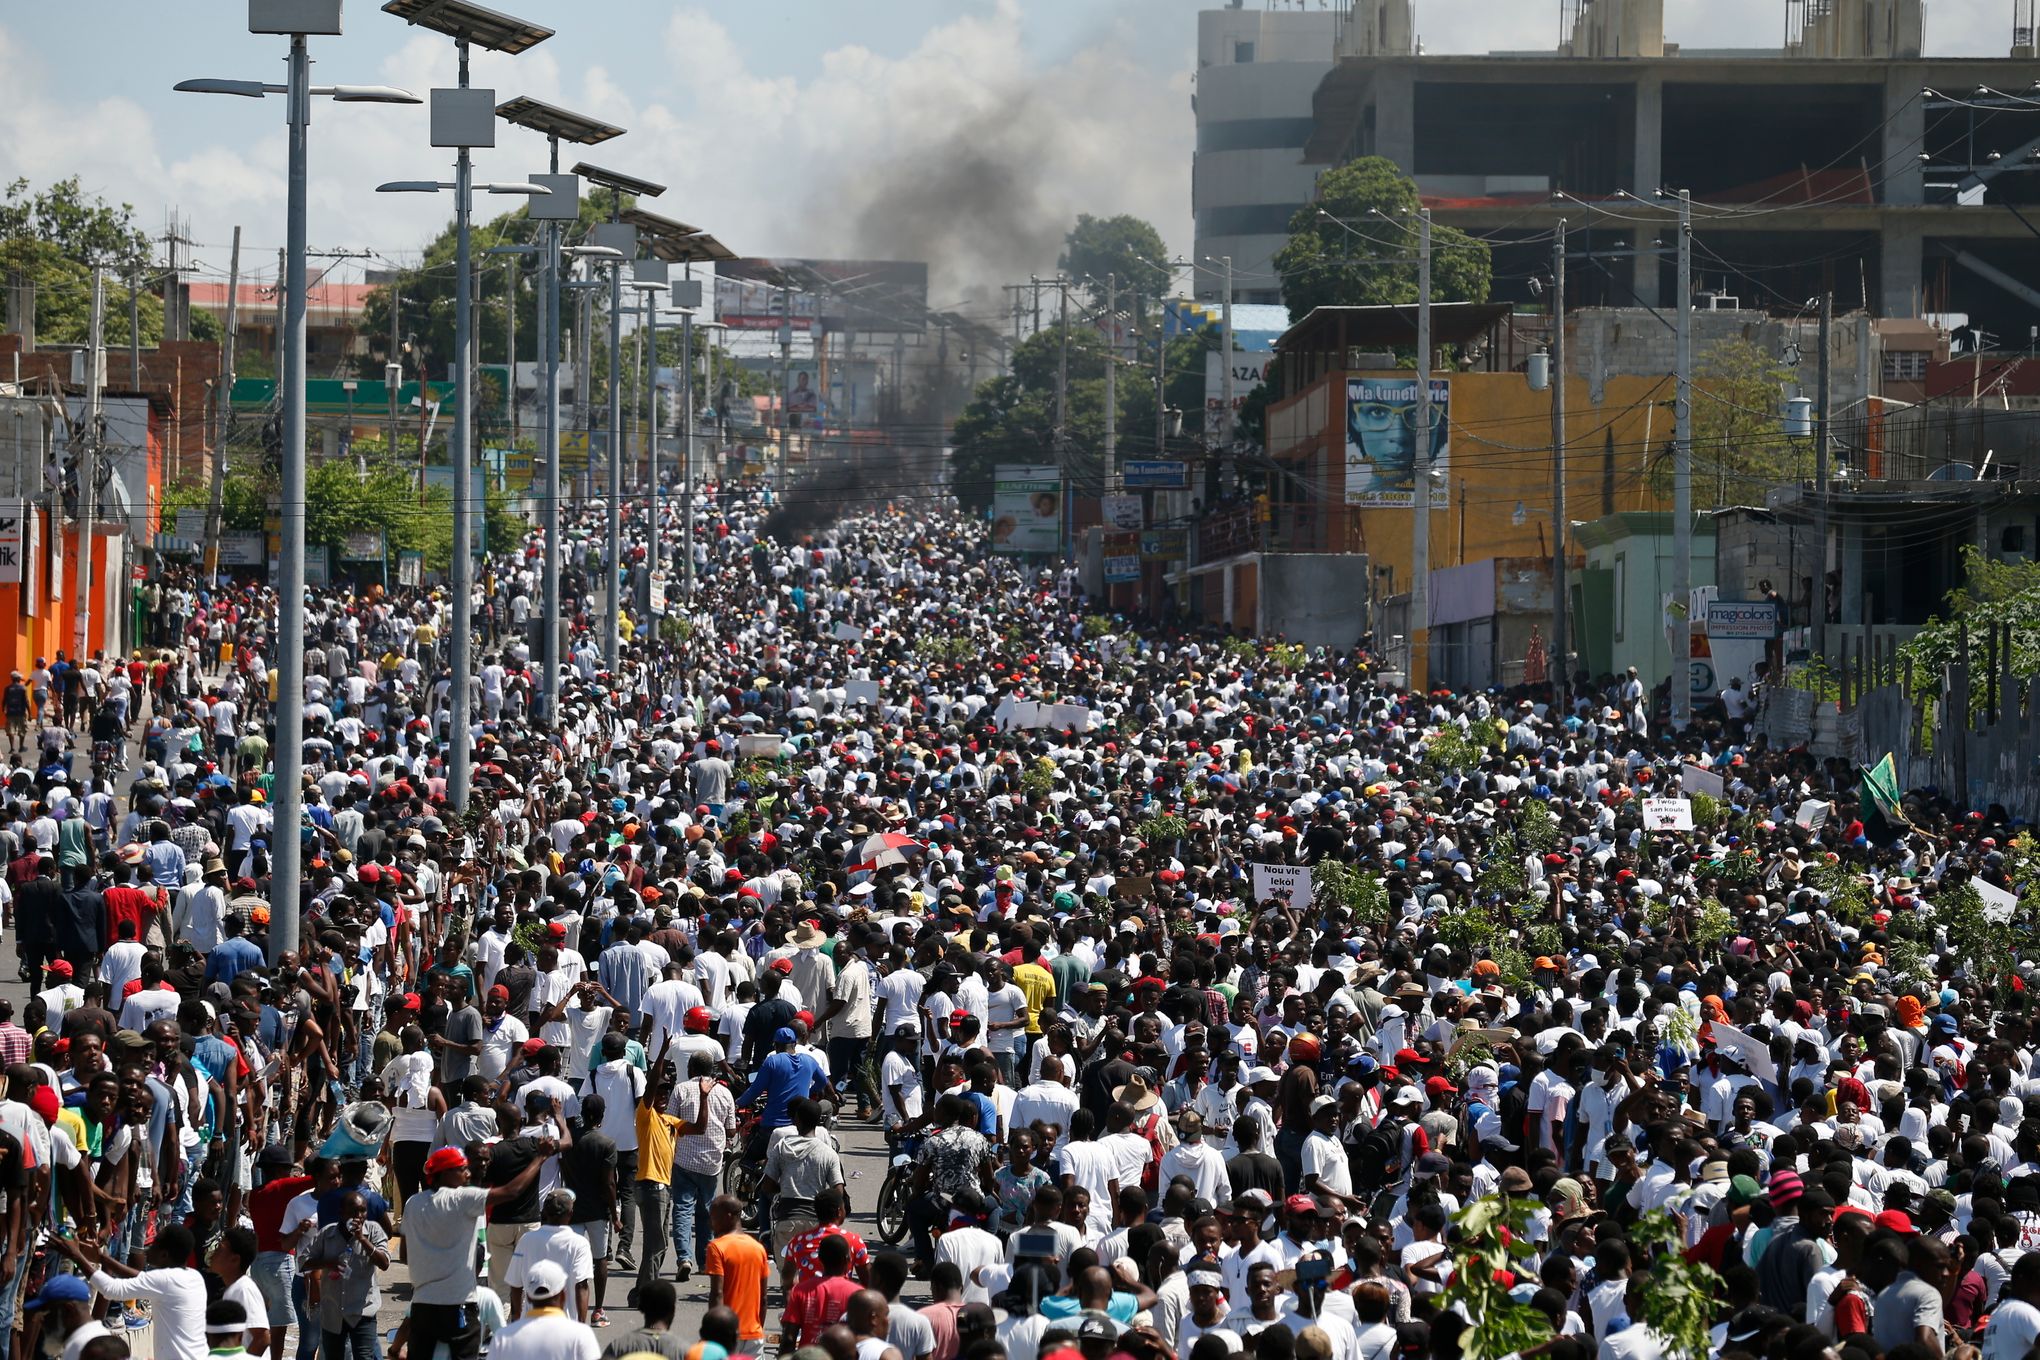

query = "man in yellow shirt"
[632, 1040, 684, 1304]
[1011, 936, 1057, 1054]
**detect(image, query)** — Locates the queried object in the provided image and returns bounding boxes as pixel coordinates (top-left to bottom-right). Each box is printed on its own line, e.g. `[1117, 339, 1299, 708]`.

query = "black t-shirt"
[561, 1130, 618, 1221]
[494, 963, 537, 1020]
[485, 1134, 543, 1224]
[742, 997, 797, 1058]
[1226, 1151, 1284, 1201]
[61, 1006, 120, 1043]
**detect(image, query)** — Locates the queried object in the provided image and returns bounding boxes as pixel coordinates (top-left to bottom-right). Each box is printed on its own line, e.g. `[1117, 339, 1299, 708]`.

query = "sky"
[0, 0, 2015, 318]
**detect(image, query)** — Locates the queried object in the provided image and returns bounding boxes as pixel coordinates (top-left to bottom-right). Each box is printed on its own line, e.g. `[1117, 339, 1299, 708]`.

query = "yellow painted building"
[1262, 303, 1677, 604]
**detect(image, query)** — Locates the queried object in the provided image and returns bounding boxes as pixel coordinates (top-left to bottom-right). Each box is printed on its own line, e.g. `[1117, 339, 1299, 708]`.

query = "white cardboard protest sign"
[1048, 703, 1096, 732]
[1710, 1021, 1778, 1084]
[1795, 799, 1831, 831]
[736, 733, 782, 758]
[1682, 763, 1725, 798]
[1251, 862, 1313, 910]
[1976, 877, 2019, 924]
[1642, 797, 1694, 831]
[844, 679, 881, 706]
[832, 622, 864, 643]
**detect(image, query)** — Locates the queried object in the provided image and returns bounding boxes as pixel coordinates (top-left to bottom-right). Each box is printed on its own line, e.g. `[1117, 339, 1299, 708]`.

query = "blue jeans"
[294, 1265, 319, 1360]
[253, 1251, 297, 1332]
[324, 1315, 381, 1360]
[671, 1166, 719, 1267]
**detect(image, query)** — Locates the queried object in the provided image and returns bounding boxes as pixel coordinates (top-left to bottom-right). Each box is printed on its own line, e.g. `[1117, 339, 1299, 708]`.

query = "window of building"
[1233, 41, 1256, 63]
[1882, 350, 1927, 382]
[1612, 552, 1626, 641]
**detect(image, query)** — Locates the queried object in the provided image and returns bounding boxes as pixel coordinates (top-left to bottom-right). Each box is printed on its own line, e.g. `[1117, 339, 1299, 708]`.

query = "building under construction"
[1305, 0, 2040, 338]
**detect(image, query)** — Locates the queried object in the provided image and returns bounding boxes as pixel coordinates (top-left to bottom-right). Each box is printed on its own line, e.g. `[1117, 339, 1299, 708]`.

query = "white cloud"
[0, 1, 2008, 304]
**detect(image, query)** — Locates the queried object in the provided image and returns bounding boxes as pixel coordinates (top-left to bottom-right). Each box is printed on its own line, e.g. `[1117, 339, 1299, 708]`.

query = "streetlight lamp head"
[174, 78, 271, 97]
[478, 182, 549, 195]
[564, 245, 624, 260]
[376, 181, 447, 193]
[326, 85, 422, 103]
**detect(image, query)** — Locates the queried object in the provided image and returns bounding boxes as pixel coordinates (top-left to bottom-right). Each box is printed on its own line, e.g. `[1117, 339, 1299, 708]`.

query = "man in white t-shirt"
[879, 1024, 924, 1133]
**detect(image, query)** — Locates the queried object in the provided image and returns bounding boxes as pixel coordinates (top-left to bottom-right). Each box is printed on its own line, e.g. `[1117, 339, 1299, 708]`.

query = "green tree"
[1058, 214, 1170, 310]
[949, 323, 1223, 513]
[1896, 545, 2040, 719]
[1658, 336, 1797, 509]
[0, 178, 221, 349]
[1273, 157, 1491, 322]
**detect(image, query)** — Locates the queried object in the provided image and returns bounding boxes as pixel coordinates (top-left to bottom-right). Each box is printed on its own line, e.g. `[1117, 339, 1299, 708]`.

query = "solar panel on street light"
[495, 95, 624, 145]
[620, 207, 704, 241]
[572, 162, 666, 199]
[381, 0, 553, 53]
[662, 233, 736, 264]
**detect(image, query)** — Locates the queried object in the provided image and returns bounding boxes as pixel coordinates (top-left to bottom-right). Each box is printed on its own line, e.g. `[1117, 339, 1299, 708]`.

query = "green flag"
[1861, 752, 1909, 841]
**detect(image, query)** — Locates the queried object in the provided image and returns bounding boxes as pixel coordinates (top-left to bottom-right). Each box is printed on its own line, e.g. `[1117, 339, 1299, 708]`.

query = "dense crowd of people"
[0, 477, 2030, 1360]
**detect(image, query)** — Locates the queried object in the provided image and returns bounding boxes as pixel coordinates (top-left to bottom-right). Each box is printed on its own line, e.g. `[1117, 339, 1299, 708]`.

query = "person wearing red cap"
[35, 959, 81, 1018]
[401, 1132, 558, 1360]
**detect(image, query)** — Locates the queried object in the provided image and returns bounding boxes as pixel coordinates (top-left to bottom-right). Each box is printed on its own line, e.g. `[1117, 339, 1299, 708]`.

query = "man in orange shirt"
[703, 1193, 769, 1355]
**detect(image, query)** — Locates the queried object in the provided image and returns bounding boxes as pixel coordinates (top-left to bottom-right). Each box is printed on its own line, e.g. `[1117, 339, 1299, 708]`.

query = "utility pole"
[1155, 310, 1167, 455]
[1220, 257, 1236, 452]
[1672, 188, 1694, 730]
[274, 248, 285, 379]
[388, 283, 401, 458]
[76, 266, 104, 661]
[506, 253, 518, 446]
[1551, 220, 1569, 696]
[1815, 290, 1832, 662]
[778, 284, 793, 495]
[1104, 272, 1118, 493]
[1056, 279, 1069, 558]
[205, 227, 241, 588]
[1410, 211, 1433, 692]
[126, 265, 142, 385]
[1032, 276, 1042, 336]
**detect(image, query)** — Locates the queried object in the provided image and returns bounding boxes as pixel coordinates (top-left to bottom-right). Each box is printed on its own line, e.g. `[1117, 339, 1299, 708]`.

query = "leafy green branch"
[1439, 1196, 1553, 1360]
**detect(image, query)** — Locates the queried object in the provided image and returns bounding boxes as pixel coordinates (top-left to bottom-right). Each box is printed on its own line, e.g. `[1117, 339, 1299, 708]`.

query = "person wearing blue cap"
[734, 1025, 828, 1148]
[22, 1273, 102, 1360]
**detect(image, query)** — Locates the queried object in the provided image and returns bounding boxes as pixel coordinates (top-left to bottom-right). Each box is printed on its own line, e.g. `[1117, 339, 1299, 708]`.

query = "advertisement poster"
[991, 465, 1062, 554]
[1344, 377, 1449, 507]
[1103, 532, 1140, 583]
[1101, 494, 1143, 531]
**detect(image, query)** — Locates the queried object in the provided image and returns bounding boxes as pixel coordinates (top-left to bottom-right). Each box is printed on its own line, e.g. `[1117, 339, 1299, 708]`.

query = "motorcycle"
[875, 1133, 919, 1245]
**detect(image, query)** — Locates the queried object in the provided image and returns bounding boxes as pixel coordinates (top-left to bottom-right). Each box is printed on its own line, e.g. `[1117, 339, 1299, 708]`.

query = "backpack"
[1350, 1114, 1407, 1191]
[1135, 1110, 1167, 1194]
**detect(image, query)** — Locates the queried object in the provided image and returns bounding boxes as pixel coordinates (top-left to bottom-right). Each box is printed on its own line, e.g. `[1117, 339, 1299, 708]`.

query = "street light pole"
[1551, 220, 1568, 695]
[447, 40, 477, 807]
[679, 308, 694, 598]
[606, 242, 624, 670]
[539, 207, 562, 721]
[174, 23, 418, 965]
[272, 31, 312, 964]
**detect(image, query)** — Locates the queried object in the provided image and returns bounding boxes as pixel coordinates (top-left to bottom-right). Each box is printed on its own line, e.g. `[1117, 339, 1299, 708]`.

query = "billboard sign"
[990, 465, 1062, 555]
[715, 259, 928, 334]
[1122, 459, 1187, 490]
[1139, 527, 1187, 561]
[1706, 599, 1781, 640]
[1344, 377, 1449, 507]
[1103, 532, 1140, 583]
[1204, 349, 1268, 436]
[0, 499, 23, 584]
[1101, 494, 1143, 531]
